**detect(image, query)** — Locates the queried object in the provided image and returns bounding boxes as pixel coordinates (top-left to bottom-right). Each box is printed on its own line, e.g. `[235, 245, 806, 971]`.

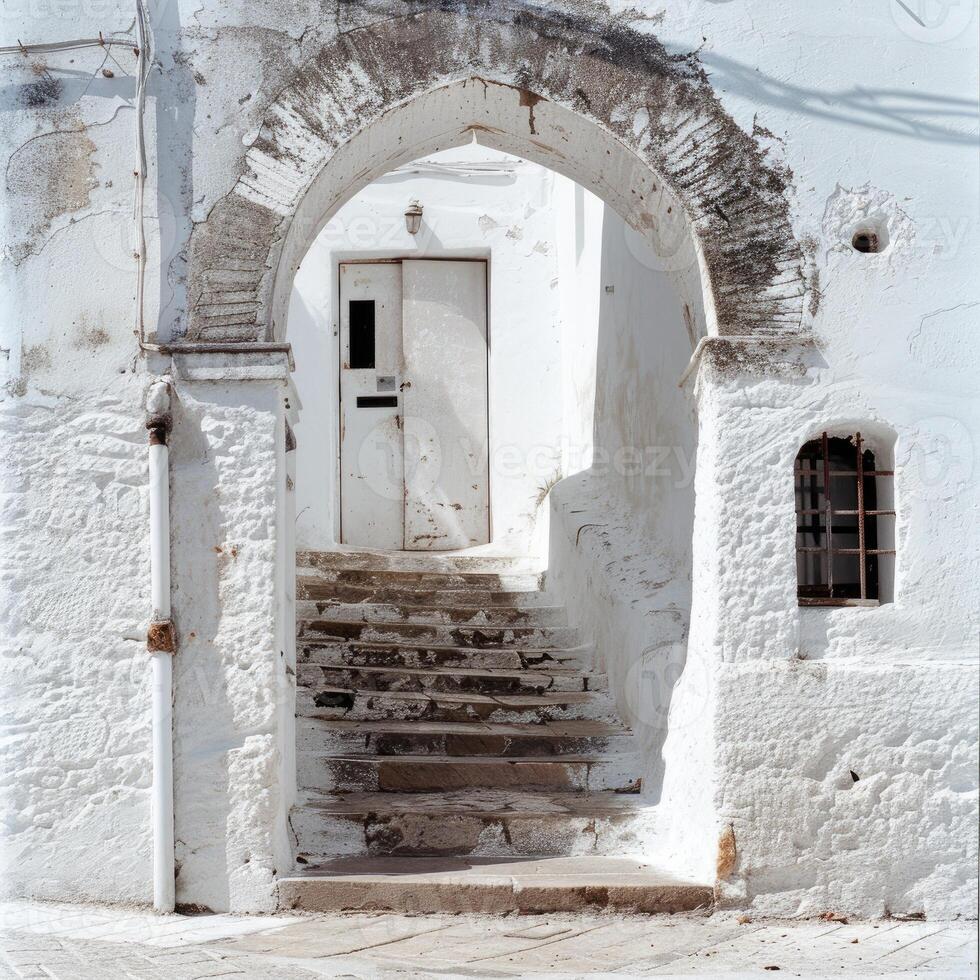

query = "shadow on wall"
[289, 288, 336, 539]
[151, 0, 196, 341]
[168, 385, 231, 912]
[548, 198, 699, 808]
[698, 50, 978, 146]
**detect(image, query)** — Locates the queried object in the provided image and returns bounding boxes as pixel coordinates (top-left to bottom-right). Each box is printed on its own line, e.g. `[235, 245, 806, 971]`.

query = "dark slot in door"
[348, 300, 376, 368]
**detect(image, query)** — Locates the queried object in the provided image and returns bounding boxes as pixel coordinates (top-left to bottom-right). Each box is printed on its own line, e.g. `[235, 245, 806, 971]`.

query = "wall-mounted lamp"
[404, 200, 423, 235]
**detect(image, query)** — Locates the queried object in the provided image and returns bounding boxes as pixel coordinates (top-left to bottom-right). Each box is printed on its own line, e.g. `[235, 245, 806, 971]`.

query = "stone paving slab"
[0, 902, 975, 978]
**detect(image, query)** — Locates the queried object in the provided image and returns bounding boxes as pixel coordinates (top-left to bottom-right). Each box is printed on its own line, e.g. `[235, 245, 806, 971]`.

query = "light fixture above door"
[404, 200, 423, 235]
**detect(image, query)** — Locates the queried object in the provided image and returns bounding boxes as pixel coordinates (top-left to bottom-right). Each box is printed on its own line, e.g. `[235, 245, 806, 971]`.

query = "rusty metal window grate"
[795, 432, 896, 606]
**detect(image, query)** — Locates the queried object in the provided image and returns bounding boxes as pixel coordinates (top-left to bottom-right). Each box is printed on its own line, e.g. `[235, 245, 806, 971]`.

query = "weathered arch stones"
[187, 0, 805, 343]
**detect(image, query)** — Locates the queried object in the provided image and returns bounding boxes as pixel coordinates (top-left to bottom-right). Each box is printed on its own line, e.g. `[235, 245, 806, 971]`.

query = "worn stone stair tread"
[301, 618, 573, 635]
[301, 568, 544, 591]
[299, 663, 601, 682]
[300, 637, 591, 656]
[297, 550, 546, 574]
[299, 642, 593, 672]
[306, 686, 596, 707]
[289, 853, 692, 880]
[297, 580, 556, 606]
[300, 752, 640, 793]
[300, 789, 644, 816]
[278, 854, 712, 913]
[299, 622, 579, 654]
[303, 718, 631, 736]
[300, 597, 560, 608]
[310, 753, 610, 765]
[297, 601, 565, 622]
[300, 611, 568, 629]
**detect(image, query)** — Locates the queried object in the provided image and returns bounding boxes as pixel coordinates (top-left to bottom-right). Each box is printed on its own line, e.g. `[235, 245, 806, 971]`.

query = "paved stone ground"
[0, 901, 976, 978]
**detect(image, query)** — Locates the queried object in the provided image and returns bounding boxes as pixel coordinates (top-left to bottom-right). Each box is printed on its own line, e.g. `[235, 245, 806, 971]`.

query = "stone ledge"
[680, 335, 820, 391]
[147, 343, 294, 382]
[278, 855, 713, 914]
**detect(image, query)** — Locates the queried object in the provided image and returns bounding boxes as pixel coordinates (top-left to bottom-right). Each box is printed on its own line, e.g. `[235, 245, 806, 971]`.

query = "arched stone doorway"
[170, 0, 818, 912]
[185, 0, 808, 348]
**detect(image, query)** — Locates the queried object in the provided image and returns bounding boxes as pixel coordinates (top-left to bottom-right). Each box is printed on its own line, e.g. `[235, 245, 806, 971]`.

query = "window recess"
[795, 432, 895, 606]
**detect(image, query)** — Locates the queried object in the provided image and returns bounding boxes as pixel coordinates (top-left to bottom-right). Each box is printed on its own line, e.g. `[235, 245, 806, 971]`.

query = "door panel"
[401, 260, 490, 550]
[339, 262, 404, 549]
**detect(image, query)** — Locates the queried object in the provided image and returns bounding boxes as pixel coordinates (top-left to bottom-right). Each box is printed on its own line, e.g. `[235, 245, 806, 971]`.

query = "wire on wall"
[0, 34, 133, 56]
[134, 0, 151, 347]
[4, 9, 291, 360]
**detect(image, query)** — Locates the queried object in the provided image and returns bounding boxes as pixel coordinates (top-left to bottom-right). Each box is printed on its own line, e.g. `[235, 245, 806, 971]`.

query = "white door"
[339, 260, 490, 550]
[402, 260, 489, 550]
[339, 262, 404, 550]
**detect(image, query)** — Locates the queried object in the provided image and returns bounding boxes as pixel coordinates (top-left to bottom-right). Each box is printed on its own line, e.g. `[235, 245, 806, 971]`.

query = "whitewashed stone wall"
[689, 364, 978, 917]
[0, 378, 153, 904]
[1, 29, 155, 898]
[167, 357, 295, 913]
[548, 182, 703, 873]
[1, 0, 976, 917]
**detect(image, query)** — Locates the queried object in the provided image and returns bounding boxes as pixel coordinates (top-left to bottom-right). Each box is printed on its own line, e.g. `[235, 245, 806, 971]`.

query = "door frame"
[335, 254, 492, 550]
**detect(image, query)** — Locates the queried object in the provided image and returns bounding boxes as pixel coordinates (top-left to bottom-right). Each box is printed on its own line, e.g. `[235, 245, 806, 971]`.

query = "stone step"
[297, 718, 633, 757]
[297, 578, 557, 607]
[298, 550, 546, 575]
[296, 663, 604, 695]
[278, 855, 712, 915]
[298, 619, 579, 649]
[297, 753, 641, 794]
[298, 641, 592, 671]
[296, 600, 567, 627]
[296, 686, 614, 724]
[299, 567, 544, 592]
[291, 789, 655, 858]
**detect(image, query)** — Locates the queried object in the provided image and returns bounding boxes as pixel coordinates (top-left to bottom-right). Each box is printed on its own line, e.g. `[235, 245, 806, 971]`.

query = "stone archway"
[170, 1, 821, 912]
[186, 0, 807, 346]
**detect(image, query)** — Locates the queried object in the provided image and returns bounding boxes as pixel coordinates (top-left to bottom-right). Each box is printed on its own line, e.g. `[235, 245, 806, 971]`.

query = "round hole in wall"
[850, 218, 890, 254]
[851, 229, 879, 253]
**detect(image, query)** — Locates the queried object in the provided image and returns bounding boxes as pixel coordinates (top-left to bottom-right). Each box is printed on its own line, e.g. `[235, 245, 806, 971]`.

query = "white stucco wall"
[167, 365, 294, 912]
[1, 13, 156, 899]
[548, 182, 705, 876]
[545, 178, 980, 911]
[688, 364, 978, 918]
[1, 0, 977, 917]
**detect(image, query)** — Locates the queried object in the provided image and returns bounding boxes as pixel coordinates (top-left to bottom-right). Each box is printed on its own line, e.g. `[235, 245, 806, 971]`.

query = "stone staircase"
[279, 551, 712, 914]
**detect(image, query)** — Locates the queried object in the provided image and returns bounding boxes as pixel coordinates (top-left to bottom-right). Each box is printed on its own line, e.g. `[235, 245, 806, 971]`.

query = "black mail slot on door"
[348, 299, 375, 368]
[356, 395, 398, 408]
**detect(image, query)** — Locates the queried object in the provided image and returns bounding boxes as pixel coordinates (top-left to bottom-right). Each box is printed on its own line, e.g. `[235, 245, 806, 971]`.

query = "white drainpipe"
[146, 380, 175, 913]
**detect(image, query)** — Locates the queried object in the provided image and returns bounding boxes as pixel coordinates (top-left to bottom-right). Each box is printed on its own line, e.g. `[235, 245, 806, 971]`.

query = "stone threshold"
[278, 855, 713, 915]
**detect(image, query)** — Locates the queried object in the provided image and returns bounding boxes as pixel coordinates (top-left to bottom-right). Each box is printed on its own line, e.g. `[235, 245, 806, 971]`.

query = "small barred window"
[795, 432, 895, 606]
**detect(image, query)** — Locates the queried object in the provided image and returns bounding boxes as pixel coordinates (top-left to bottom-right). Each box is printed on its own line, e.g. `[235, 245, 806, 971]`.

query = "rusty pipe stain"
[147, 619, 177, 653]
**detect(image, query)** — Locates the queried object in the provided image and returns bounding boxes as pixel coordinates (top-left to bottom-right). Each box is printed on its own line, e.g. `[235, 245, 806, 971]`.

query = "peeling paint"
[5, 129, 98, 265]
